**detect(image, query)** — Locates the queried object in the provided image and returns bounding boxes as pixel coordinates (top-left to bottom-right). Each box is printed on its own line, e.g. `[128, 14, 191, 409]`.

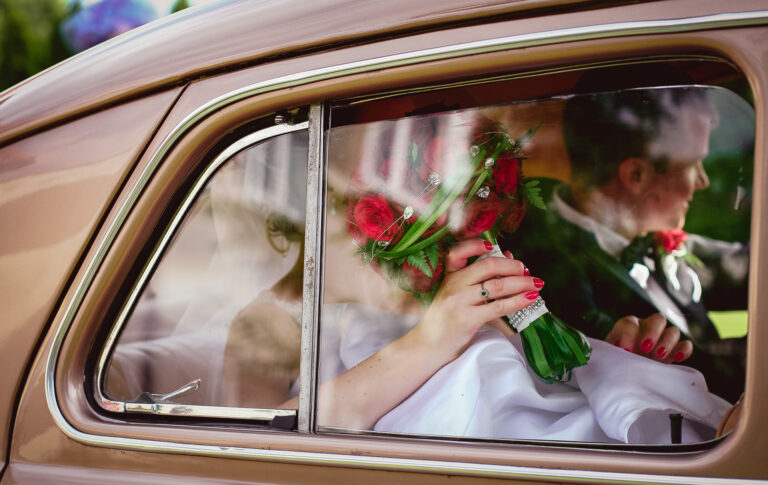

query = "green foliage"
[0, 0, 70, 92]
[407, 251, 431, 277]
[684, 153, 752, 243]
[424, 243, 439, 271]
[682, 251, 704, 268]
[521, 179, 546, 210]
[409, 141, 419, 165]
[516, 122, 542, 148]
[171, 0, 191, 13]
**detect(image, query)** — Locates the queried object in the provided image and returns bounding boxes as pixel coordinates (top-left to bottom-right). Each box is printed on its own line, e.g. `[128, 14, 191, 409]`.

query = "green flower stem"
[504, 309, 591, 384]
[518, 324, 554, 382]
[464, 170, 489, 204]
[391, 149, 482, 252]
[481, 230, 495, 245]
[377, 226, 450, 259]
[464, 144, 504, 204]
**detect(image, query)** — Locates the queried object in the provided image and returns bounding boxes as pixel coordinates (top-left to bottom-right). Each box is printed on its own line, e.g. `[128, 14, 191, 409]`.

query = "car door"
[4, 1, 768, 483]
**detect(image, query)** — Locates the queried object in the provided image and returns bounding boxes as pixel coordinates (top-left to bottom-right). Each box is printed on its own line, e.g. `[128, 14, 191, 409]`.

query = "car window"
[100, 127, 308, 419]
[318, 65, 753, 445]
[93, 61, 753, 448]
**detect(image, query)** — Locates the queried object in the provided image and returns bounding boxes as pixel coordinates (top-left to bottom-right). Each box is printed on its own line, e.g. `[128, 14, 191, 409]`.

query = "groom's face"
[635, 106, 713, 232]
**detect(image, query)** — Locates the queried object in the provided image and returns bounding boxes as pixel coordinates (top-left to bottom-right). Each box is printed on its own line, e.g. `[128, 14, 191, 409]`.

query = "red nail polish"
[533, 278, 544, 288]
[524, 267, 530, 276]
[483, 241, 493, 250]
[640, 339, 653, 353]
[624, 347, 633, 352]
[656, 346, 667, 358]
[613, 339, 621, 346]
[525, 291, 539, 300]
[673, 352, 685, 362]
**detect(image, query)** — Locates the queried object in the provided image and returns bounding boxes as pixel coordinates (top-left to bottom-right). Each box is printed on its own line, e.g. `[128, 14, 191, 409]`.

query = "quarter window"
[100, 127, 308, 420]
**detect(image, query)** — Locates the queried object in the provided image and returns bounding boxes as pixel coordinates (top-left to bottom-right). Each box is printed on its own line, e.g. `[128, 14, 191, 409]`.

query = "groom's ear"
[617, 157, 653, 196]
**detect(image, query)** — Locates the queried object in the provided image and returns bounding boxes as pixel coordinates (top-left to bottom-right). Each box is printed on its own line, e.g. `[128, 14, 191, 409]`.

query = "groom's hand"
[606, 313, 693, 363]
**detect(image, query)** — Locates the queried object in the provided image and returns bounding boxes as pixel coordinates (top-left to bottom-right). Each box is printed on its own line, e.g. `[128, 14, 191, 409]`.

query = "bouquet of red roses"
[345, 112, 590, 383]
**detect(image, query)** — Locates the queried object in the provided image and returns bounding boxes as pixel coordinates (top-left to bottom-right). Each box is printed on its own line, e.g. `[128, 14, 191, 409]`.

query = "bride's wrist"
[405, 319, 464, 366]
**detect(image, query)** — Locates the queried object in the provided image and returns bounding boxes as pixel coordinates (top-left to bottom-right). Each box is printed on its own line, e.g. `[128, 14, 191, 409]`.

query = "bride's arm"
[283, 238, 542, 430]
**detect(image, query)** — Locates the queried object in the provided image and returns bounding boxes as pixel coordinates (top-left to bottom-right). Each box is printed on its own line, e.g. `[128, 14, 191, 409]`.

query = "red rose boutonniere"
[653, 229, 703, 290]
[654, 229, 688, 254]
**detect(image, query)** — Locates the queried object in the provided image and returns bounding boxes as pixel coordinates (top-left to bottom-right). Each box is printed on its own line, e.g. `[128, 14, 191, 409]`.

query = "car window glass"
[102, 130, 308, 411]
[318, 78, 753, 445]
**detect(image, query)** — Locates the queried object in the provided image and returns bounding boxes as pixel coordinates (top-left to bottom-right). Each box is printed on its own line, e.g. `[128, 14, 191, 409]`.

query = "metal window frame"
[45, 10, 768, 484]
[94, 121, 310, 423]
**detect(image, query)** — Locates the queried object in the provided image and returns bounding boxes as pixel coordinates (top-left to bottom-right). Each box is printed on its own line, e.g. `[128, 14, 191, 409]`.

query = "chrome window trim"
[297, 104, 326, 432]
[46, 11, 768, 484]
[94, 121, 309, 422]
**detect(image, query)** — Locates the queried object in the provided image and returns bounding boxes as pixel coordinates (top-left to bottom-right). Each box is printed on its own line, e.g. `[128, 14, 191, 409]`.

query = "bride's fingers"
[651, 325, 682, 361]
[461, 255, 527, 285]
[668, 339, 693, 363]
[472, 290, 541, 323]
[471, 276, 544, 304]
[445, 239, 494, 272]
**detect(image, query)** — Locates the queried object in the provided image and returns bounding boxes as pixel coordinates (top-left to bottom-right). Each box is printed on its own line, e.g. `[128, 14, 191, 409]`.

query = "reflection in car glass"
[104, 131, 308, 410]
[317, 83, 752, 444]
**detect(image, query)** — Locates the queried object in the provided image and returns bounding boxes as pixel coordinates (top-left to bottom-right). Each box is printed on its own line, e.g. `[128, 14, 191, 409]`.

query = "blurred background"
[0, 0, 221, 92]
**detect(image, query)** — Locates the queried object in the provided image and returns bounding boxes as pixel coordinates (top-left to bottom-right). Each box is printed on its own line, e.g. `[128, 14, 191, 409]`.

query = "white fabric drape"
[320, 304, 730, 444]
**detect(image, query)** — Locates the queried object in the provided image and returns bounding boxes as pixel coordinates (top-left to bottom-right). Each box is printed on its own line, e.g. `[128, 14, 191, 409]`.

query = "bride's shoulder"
[238, 291, 302, 323]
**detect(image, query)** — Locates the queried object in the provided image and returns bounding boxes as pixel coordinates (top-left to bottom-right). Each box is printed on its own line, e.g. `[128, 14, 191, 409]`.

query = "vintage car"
[1, 0, 766, 483]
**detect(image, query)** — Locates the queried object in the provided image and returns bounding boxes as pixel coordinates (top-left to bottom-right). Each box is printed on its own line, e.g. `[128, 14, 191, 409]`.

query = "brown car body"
[1, 0, 767, 483]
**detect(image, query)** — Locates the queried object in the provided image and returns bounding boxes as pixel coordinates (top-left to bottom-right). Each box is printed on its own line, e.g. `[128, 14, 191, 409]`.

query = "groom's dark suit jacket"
[501, 180, 748, 402]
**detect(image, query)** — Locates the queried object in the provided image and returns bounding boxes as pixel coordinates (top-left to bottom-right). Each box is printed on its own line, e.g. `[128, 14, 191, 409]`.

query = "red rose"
[493, 152, 521, 195]
[500, 197, 526, 233]
[461, 198, 500, 238]
[655, 229, 688, 253]
[353, 194, 400, 242]
[402, 257, 444, 292]
[345, 197, 367, 245]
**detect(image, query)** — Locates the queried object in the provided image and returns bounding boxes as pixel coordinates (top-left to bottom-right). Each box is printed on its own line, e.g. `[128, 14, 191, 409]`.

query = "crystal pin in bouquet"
[345, 112, 591, 383]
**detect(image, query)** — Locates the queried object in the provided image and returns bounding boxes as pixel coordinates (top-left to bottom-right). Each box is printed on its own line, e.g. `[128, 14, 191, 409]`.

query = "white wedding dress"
[319, 303, 730, 444]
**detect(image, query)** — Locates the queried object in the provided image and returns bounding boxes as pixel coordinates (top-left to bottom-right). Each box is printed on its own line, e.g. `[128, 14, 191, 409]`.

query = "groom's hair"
[562, 67, 714, 189]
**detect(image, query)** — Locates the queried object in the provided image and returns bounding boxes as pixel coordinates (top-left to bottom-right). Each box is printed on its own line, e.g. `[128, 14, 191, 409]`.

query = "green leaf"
[464, 170, 489, 204]
[378, 226, 450, 260]
[683, 252, 704, 267]
[392, 153, 479, 252]
[516, 122, 542, 148]
[424, 243, 439, 270]
[524, 179, 540, 188]
[521, 183, 547, 210]
[407, 251, 432, 277]
[409, 141, 419, 164]
[171, 0, 191, 12]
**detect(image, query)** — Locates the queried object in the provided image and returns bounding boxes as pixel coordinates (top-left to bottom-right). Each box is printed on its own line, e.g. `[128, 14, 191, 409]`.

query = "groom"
[503, 82, 748, 402]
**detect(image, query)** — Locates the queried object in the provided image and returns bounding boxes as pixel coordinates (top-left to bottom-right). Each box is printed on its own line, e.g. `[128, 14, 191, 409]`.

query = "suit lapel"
[651, 261, 718, 342]
[553, 214, 657, 309]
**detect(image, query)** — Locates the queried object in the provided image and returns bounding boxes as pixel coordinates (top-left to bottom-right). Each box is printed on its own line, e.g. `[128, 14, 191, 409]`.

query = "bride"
[304, 235, 729, 444]
[238, 191, 727, 444]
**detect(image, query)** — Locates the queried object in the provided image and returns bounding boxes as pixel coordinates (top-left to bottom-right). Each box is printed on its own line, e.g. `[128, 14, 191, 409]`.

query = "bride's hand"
[606, 313, 693, 363]
[412, 239, 543, 362]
